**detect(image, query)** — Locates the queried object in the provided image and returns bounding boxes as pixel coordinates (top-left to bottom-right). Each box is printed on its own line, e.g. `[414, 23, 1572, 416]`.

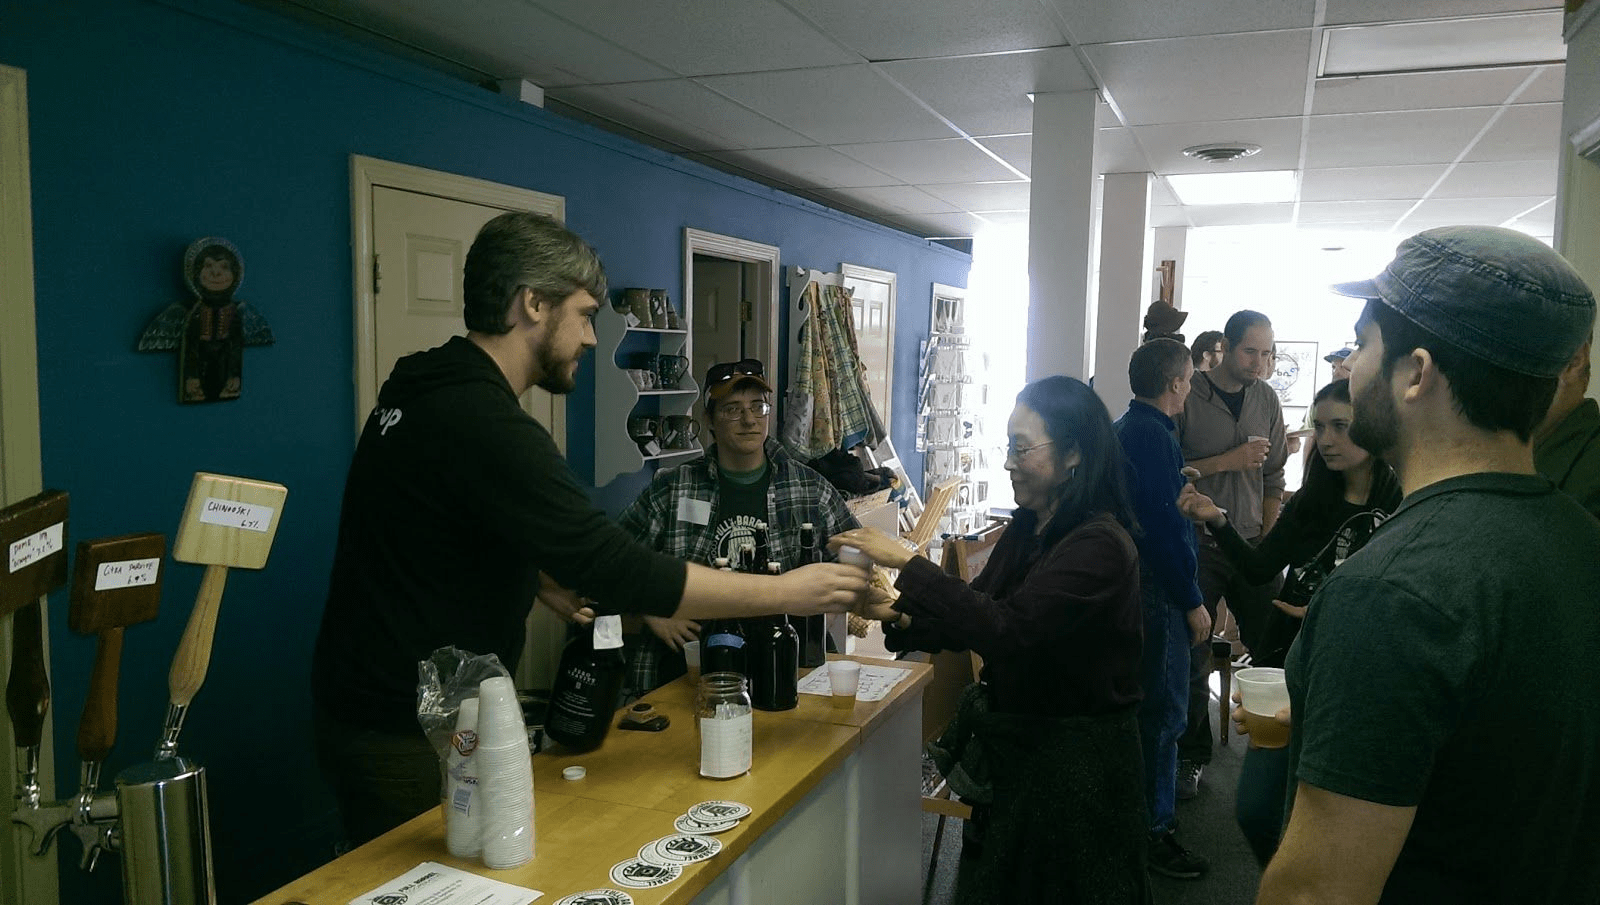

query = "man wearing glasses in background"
[617, 358, 860, 695]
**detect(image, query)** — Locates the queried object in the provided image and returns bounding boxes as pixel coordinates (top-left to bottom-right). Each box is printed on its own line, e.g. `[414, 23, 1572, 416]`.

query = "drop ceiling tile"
[1319, 12, 1565, 77]
[813, 185, 961, 215]
[1432, 159, 1557, 198]
[833, 138, 1021, 184]
[1404, 195, 1553, 226]
[1305, 108, 1497, 167]
[698, 66, 957, 144]
[1049, 0, 1316, 44]
[549, 82, 814, 151]
[1083, 31, 1313, 126]
[978, 211, 1032, 230]
[526, 0, 857, 76]
[978, 135, 1034, 177]
[1518, 64, 1567, 104]
[1465, 103, 1563, 162]
[1129, 118, 1304, 174]
[1186, 203, 1295, 227]
[1094, 128, 1149, 173]
[1300, 164, 1447, 201]
[305, 0, 679, 85]
[1324, 0, 1558, 27]
[920, 181, 1033, 211]
[779, 0, 1065, 59]
[1297, 200, 1416, 223]
[703, 146, 899, 189]
[876, 48, 1094, 138]
[1311, 67, 1539, 115]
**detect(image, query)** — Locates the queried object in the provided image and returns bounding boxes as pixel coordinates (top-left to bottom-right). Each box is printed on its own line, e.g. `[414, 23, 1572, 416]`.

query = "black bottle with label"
[703, 553, 749, 677]
[749, 561, 800, 710]
[544, 622, 626, 752]
[797, 523, 828, 668]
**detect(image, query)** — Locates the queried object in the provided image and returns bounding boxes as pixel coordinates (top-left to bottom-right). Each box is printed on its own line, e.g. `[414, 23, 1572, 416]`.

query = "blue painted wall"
[1, 0, 967, 901]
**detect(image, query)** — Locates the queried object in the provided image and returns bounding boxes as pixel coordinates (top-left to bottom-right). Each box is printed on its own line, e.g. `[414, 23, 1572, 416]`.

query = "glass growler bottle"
[748, 561, 800, 711]
[544, 618, 626, 752]
[702, 554, 748, 677]
[797, 523, 827, 667]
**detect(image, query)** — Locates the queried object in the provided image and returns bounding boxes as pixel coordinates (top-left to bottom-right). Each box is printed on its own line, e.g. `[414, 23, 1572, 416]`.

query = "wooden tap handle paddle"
[76, 628, 124, 763]
[167, 563, 228, 708]
[6, 600, 51, 749]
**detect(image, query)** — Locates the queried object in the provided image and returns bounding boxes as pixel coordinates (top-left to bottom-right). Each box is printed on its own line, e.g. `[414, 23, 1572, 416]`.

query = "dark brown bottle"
[749, 562, 800, 711]
[798, 523, 827, 667]
[544, 624, 626, 752]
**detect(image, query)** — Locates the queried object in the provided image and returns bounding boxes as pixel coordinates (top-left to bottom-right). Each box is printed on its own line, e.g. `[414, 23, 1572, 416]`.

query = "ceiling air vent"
[1182, 143, 1262, 163]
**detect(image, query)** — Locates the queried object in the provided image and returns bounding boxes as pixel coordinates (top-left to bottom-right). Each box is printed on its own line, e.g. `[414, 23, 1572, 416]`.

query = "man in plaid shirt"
[617, 358, 859, 695]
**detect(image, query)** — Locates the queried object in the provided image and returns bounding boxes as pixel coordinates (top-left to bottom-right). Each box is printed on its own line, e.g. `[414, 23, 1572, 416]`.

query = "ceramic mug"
[626, 368, 656, 391]
[649, 289, 671, 329]
[661, 414, 701, 449]
[623, 288, 652, 326]
[656, 354, 690, 390]
[628, 416, 661, 455]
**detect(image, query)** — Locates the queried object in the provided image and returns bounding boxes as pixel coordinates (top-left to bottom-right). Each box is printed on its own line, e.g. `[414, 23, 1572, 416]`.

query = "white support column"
[1152, 227, 1189, 312]
[1027, 90, 1100, 382]
[1092, 172, 1154, 414]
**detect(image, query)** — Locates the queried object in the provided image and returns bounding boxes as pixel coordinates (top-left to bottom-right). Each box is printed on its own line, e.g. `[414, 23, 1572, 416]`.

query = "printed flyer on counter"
[348, 861, 542, 905]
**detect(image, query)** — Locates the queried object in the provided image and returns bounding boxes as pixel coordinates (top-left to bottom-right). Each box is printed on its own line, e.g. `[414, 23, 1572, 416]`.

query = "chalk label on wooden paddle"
[9, 522, 63, 573]
[199, 499, 274, 533]
[94, 558, 162, 591]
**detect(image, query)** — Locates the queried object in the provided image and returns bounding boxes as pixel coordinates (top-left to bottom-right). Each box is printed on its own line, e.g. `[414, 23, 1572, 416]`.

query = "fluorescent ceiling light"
[1167, 171, 1297, 206]
[1320, 12, 1564, 78]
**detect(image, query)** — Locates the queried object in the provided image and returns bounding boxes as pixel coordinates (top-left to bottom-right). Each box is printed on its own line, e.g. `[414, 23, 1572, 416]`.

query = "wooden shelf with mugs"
[596, 287, 704, 486]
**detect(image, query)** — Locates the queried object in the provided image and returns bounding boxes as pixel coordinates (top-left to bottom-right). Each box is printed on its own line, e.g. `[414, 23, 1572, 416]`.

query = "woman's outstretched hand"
[827, 527, 915, 570]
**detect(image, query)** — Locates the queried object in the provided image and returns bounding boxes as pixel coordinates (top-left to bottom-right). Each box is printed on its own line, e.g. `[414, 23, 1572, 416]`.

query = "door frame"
[0, 62, 60, 905]
[349, 156, 566, 439]
[684, 229, 780, 381]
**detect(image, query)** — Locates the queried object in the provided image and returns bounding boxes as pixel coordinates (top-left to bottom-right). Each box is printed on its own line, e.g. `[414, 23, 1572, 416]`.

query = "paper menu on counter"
[348, 862, 542, 905]
[798, 663, 911, 702]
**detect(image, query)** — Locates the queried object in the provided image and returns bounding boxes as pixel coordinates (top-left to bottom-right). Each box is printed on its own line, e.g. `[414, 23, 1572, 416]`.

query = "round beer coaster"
[609, 858, 681, 889]
[674, 813, 738, 835]
[554, 891, 634, 905]
[688, 800, 751, 824]
[639, 833, 722, 866]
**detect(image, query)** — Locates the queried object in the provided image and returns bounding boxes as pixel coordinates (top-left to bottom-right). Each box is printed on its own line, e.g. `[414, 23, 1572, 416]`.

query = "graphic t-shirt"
[713, 464, 770, 566]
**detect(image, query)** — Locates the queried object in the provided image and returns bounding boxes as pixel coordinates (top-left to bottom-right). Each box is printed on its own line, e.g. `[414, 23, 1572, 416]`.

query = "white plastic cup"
[828, 660, 862, 708]
[443, 697, 482, 858]
[1235, 667, 1290, 749]
[476, 676, 525, 750]
[683, 641, 702, 681]
[836, 545, 873, 570]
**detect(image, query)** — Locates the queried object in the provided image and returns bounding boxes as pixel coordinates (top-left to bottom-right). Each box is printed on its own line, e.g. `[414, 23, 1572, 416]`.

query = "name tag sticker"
[94, 558, 162, 591]
[198, 499, 274, 533]
[8, 522, 63, 573]
[677, 498, 711, 526]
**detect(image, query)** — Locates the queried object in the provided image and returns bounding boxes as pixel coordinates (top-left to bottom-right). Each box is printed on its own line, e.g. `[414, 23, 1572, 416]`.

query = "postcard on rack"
[348, 862, 542, 905]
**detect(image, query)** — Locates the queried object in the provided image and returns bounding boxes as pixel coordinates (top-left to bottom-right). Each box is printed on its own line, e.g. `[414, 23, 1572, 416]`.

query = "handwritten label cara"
[8, 522, 64, 574]
[94, 558, 162, 591]
[197, 499, 274, 533]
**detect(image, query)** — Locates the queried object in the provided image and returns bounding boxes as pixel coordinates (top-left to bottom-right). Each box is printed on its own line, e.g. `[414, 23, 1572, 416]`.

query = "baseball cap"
[1324, 348, 1352, 364]
[1331, 226, 1595, 378]
[703, 358, 773, 407]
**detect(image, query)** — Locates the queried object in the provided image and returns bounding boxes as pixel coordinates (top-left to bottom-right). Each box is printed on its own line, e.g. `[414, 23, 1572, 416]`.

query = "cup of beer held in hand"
[1236, 667, 1291, 749]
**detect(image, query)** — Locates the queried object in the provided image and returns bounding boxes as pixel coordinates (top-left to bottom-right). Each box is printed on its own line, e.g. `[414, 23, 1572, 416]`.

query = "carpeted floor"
[920, 693, 1264, 904]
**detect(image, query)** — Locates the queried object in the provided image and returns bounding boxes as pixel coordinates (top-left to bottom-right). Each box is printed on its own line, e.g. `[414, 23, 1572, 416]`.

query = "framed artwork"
[1269, 341, 1318, 409]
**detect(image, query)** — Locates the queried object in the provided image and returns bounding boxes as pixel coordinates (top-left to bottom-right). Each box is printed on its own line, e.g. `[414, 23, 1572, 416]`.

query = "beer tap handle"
[7, 600, 52, 807]
[77, 627, 122, 764]
[155, 564, 225, 760]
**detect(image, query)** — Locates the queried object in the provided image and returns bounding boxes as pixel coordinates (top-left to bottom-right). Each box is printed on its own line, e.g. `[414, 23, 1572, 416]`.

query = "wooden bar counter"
[254, 656, 931, 905]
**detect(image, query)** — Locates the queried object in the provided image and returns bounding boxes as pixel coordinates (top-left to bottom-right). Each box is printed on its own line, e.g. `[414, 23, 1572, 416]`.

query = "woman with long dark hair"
[832, 375, 1148, 903]
[1178, 378, 1402, 864]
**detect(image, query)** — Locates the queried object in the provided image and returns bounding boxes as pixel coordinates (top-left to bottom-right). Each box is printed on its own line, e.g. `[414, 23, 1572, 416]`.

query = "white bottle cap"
[563, 765, 587, 781]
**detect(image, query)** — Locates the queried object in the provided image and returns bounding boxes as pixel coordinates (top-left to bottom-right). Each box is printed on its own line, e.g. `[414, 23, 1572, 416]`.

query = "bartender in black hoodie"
[312, 212, 868, 843]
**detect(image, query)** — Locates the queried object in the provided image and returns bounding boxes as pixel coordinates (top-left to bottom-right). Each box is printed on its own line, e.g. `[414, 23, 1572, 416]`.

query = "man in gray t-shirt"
[1258, 226, 1600, 904]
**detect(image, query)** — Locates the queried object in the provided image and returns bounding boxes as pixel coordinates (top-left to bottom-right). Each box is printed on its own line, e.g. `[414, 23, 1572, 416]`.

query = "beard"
[534, 336, 578, 395]
[1349, 370, 1400, 459]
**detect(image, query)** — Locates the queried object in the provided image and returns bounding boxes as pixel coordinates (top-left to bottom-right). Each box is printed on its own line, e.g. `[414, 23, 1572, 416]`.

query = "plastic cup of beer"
[1236, 667, 1290, 749]
[683, 641, 702, 682]
[828, 660, 861, 709]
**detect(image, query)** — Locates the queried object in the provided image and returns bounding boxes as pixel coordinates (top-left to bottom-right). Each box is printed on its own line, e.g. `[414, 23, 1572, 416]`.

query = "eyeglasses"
[714, 401, 772, 421]
[704, 358, 764, 388]
[1004, 440, 1054, 462]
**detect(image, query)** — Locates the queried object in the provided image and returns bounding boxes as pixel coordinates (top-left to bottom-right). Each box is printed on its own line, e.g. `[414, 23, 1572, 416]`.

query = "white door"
[366, 181, 568, 692]
[842, 264, 896, 426]
[370, 186, 563, 446]
[692, 256, 745, 382]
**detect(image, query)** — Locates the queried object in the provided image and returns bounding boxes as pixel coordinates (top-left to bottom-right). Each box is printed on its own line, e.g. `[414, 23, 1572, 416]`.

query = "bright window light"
[1166, 171, 1298, 206]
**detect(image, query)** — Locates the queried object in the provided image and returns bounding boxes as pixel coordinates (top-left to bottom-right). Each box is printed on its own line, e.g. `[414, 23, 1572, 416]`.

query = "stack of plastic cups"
[444, 697, 482, 858]
[475, 676, 536, 869]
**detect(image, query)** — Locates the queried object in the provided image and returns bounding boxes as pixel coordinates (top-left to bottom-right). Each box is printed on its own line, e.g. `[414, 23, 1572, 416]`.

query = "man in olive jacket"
[1533, 338, 1600, 520]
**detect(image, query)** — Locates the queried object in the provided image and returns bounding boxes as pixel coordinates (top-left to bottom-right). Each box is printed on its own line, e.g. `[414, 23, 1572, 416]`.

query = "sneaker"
[1148, 833, 1209, 879]
[1176, 760, 1203, 800]
[1231, 651, 1253, 669]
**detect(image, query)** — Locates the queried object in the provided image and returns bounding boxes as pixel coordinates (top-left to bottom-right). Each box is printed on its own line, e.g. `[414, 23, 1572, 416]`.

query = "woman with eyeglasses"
[1177, 379, 1402, 866]
[830, 375, 1148, 903]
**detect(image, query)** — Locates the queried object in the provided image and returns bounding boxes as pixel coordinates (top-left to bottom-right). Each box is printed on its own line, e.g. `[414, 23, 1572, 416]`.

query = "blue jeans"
[1136, 575, 1190, 836]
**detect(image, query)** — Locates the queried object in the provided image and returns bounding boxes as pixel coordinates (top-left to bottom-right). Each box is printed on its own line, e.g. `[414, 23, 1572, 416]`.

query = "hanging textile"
[783, 279, 886, 460]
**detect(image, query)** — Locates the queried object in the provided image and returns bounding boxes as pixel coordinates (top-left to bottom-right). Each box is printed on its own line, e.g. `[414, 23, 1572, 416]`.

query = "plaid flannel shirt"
[615, 437, 861, 694]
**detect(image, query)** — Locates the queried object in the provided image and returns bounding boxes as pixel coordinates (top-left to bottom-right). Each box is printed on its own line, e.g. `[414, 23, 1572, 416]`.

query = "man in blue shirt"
[1115, 337, 1213, 879]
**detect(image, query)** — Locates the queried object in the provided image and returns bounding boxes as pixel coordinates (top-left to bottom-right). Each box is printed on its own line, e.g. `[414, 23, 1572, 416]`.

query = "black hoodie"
[312, 337, 685, 732]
